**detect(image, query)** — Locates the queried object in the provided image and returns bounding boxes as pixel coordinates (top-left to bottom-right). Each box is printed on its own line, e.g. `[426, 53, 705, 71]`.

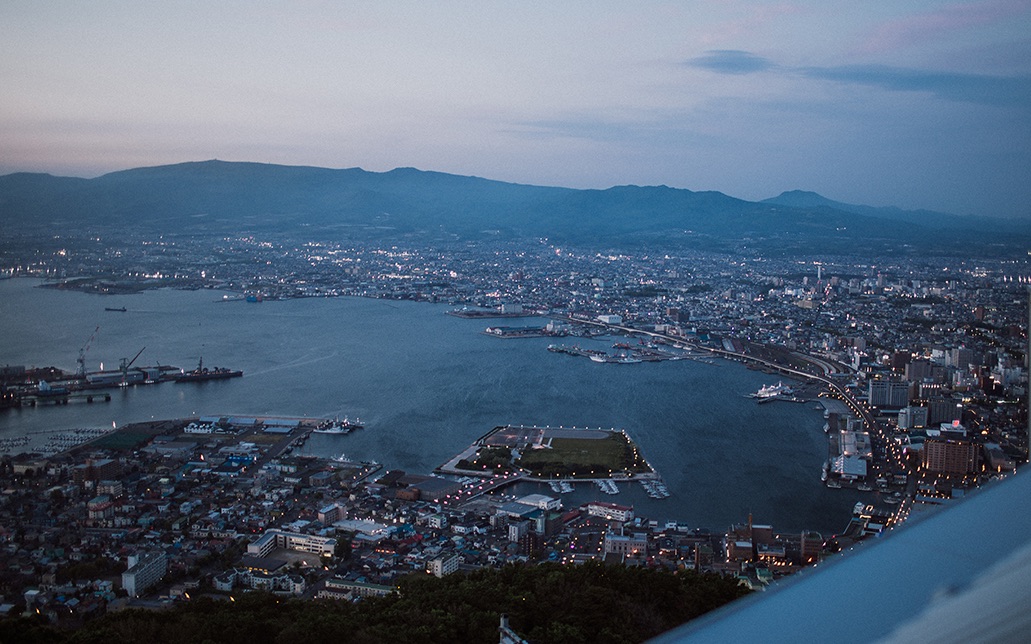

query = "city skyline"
[2, 1, 1030, 219]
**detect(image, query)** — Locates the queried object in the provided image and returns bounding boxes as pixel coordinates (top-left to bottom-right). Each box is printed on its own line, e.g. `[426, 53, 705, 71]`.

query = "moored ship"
[173, 358, 243, 382]
[312, 417, 364, 434]
[754, 381, 793, 399]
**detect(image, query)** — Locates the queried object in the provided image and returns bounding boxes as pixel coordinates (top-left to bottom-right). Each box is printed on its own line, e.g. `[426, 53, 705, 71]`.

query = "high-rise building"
[927, 398, 963, 426]
[868, 379, 909, 408]
[898, 406, 929, 430]
[922, 439, 979, 474]
[905, 359, 931, 382]
[947, 347, 980, 370]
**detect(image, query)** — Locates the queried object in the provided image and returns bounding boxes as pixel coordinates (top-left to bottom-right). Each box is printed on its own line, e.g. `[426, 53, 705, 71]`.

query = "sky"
[1, 1, 1030, 218]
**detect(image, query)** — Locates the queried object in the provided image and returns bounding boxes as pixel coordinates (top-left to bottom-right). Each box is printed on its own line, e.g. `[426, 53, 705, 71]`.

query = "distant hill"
[1, 161, 1026, 255]
[763, 190, 1020, 232]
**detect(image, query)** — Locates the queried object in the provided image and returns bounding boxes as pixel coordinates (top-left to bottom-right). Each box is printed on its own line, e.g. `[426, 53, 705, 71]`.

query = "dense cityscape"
[0, 226, 1027, 639]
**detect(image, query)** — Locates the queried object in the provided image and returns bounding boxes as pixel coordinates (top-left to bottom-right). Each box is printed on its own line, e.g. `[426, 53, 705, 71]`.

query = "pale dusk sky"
[2, 1, 1029, 218]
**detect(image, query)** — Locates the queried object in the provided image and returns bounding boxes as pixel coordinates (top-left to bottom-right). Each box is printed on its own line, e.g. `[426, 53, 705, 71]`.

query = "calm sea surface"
[0, 278, 858, 533]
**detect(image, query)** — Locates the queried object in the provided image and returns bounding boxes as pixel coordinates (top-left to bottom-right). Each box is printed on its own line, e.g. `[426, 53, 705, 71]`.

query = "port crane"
[75, 326, 100, 378]
[119, 346, 145, 385]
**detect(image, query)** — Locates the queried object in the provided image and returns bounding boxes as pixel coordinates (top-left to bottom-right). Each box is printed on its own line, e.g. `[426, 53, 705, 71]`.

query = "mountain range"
[1, 160, 1026, 255]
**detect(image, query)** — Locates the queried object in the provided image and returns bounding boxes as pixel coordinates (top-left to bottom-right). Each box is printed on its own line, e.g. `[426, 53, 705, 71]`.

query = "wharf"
[18, 391, 112, 407]
[756, 395, 808, 405]
[447, 308, 535, 319]
[547, 344, 606, 358]
[483, 326, 548, 338]
[547, 342, 699, 364]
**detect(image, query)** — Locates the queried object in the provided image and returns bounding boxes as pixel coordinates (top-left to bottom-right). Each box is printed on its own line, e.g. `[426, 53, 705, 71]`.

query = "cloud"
[688, 49, 1030, 109]
[508, 118, 638, 143]
[855, 0, 1031, 54]
[687, 50, 775, 75]
[505, 113, 722, 150]
[800, 64, 1031, 108]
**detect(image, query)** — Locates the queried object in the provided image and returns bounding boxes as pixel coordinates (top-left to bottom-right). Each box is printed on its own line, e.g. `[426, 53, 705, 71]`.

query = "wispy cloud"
[687, 50, 776, 75]
[507, 118, 639, 143]
[801, 64, 1031, 108]
[855, 0, 1031, 54]
[690, 49, 1031, 109]
[506, 114, 718, 147]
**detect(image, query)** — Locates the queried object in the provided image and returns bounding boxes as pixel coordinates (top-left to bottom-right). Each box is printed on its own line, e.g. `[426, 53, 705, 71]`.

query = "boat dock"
[18, 391, 112, 407]
[756, 395, 808, 404]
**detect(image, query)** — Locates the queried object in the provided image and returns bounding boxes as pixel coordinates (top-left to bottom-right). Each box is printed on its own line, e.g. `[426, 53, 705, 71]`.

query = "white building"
[247, 529, 336, 558]
[426, 513, 448, 529]
[429, 554, 461, 578]
[596, 314, 623, 325]
[215, 568, 306, 595]
[587, 502, 634, 522]
[831, 454, 868, 481]
[603, 532, 648, 556]
[122, 552, 167, 598]
[515, 494, 560, 511]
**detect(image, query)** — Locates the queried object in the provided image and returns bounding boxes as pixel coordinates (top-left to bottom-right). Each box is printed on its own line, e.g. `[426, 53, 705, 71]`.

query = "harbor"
[0, 280, 849, 535]
[0, 352, 243, 410]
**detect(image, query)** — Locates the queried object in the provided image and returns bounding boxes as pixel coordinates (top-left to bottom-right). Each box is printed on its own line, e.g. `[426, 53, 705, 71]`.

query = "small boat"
[105, 307, 127, 312]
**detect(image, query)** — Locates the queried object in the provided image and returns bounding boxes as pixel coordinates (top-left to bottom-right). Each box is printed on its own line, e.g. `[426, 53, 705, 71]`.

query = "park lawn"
[516, 433, 647, 477]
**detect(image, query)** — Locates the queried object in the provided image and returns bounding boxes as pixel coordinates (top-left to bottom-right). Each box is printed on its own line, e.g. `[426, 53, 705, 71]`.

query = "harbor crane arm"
[76, 326, 100, 378]
[126, 346, 145, 368]
[119, 346, 146, 375]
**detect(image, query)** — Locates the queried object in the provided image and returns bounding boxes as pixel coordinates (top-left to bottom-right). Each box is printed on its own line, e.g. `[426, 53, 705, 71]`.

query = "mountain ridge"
[1, 160, 1026, 255]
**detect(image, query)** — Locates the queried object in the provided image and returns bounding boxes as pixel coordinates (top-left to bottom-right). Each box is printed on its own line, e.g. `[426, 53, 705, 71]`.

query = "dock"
[18, 392, 112, 406]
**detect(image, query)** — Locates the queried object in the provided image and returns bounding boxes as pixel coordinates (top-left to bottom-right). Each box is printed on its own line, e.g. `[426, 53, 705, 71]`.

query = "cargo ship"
[173, 358, 243, 382]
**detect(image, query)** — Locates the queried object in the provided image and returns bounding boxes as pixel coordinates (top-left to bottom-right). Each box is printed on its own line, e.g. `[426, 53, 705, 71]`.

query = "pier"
[18, 391, 112, 407]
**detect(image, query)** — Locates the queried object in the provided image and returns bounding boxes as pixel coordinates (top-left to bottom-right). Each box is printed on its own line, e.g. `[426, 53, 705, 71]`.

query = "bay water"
[0, 278, 857, 533]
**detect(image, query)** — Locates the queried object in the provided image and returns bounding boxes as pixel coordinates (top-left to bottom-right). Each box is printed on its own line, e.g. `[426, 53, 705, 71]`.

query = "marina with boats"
[0, 426, 119, 456]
